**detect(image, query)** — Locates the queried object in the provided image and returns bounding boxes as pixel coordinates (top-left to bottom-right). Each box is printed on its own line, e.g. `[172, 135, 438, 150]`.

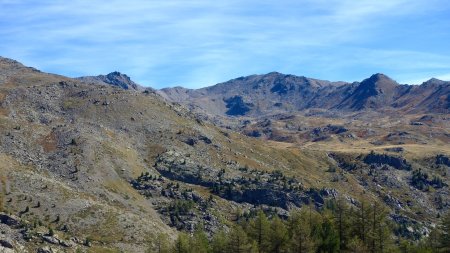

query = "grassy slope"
[0, 58, 448, 251]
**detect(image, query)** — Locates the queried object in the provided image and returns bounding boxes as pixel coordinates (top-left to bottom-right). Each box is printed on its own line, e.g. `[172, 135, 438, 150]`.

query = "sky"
[1, 0, 450, 89]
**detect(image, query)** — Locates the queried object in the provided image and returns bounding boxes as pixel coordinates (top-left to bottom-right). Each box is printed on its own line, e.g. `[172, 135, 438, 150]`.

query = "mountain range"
[0, 56, 449, 252]
[160, 72, 450, 116]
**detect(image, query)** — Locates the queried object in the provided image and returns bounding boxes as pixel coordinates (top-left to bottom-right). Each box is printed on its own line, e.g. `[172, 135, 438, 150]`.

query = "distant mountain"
[160, 72, 450, 116]
[335, 73, 402, 110]
[394, 78, 450, 113]
[160, 72, 346, 116]
[77, 71, 143, 90]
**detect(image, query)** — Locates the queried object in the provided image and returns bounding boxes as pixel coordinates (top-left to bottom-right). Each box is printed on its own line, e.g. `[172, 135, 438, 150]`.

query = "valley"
[0, 56, 449, 252]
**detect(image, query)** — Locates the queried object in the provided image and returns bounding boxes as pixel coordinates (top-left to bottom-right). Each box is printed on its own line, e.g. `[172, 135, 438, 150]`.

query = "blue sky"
[1, 0, 450, 88]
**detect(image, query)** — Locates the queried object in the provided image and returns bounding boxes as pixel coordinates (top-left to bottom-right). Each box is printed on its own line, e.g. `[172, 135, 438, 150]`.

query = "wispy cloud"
[1, 0, 450, 88]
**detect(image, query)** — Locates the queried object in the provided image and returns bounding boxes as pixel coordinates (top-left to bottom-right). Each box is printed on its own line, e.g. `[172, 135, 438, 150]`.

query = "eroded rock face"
[150, 151, 331, 211]
[224, 96, 253, 116]
[363, 152, 411, 170]
[131, 150, 339, 234]
[131, 171, 222, 234]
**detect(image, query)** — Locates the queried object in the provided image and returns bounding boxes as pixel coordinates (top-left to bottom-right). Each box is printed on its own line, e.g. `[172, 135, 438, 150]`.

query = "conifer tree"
[269, 216, 289, 253]
[247, 210, 271, 253]
[173, 232, 190, 253]
[211, 230, 228, 253]
[191, 228, 209, 253]
[228, 224, 257, 253]
[317, 211, 339, 253]
[288, 210, 314, 253]
[439, 210, 450, 252]
[148, 233, 170, 253]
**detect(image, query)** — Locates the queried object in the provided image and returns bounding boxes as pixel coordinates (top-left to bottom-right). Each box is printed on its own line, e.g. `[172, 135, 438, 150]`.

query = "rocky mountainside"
[77, 71, 144, 90]
[334, 73, 406, 110]
[160, 72, 450, 116]
[0, 57, 449, 252]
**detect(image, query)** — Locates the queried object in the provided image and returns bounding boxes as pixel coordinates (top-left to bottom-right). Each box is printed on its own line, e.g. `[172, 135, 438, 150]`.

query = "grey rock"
[0, 239, 13, 249]
[37, 246, 52, 253]
[363, 152, 411, 170]
[59, 239, 73, 247]
[42, 235, 60, 245]
[0, 213, 21, 228]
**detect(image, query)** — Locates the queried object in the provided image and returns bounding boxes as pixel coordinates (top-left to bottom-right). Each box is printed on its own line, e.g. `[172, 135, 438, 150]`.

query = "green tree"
[426, 227, 440, 253]
[348, 199, 370, 247]
[211, 230, 229, 253]
[326, 197, 352, 251]
[288, 210, 314, 253]
[191, 228, 209, 253]
[317, 211, 339, 253]
[228, 224, 257, 253]
[247, 210, 271, 253]
[147, 233, 171, 253]
[173, 232, 190, 253]
[439, 210, 450, 252]
[347, 236, 368, 253]
[269, 216, 289, 253]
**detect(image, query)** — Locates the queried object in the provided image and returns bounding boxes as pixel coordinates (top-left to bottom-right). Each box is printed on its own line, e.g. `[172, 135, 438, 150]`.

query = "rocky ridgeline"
[148, 151, 336, 206]
[130, 150, 343, 233]
[131, 173, 222, 234]
[153, 150, 315, 209]
[363, 152, 412, 170]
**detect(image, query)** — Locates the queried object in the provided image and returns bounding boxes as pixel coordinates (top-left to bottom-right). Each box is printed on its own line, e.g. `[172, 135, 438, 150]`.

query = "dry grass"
[39, 131, 57, 153]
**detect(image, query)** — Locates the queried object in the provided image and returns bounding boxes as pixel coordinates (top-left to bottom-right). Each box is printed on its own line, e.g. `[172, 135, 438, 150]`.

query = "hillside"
[0, 57, 449, 252]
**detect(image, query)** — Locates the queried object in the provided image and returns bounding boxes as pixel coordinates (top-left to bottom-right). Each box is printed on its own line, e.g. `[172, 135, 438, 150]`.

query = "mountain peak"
[367, 73, 394, 82]
[77, 71, 140, 90]
[103, 71, 137, 89]
[106, 71, 130, 79]
[361, 73, 397, 90]
[334, 73, 399, 110]
[423, 78, 446, 85]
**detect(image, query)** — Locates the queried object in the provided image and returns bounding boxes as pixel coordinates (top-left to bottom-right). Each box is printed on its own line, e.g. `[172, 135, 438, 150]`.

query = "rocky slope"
[0, 57, 449, 252]
[0, 57, 350, 252]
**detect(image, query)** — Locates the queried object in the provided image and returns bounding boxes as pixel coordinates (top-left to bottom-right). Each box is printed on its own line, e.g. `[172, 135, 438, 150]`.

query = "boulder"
[0, 213, 21, 227]
[60, 239, 74, 247]
[42, 235, 60, 245]
[37, 246, 52, 253]
[0, 239, 13, 249]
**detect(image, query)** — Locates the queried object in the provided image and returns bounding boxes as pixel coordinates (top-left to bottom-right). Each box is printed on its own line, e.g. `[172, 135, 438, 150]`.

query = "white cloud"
[1, 0, 449, 88]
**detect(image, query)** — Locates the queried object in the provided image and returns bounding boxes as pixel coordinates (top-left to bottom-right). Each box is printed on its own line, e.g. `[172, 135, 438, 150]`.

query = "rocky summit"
[77, 71, 143, 90]
[0, 56, 449, 252]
